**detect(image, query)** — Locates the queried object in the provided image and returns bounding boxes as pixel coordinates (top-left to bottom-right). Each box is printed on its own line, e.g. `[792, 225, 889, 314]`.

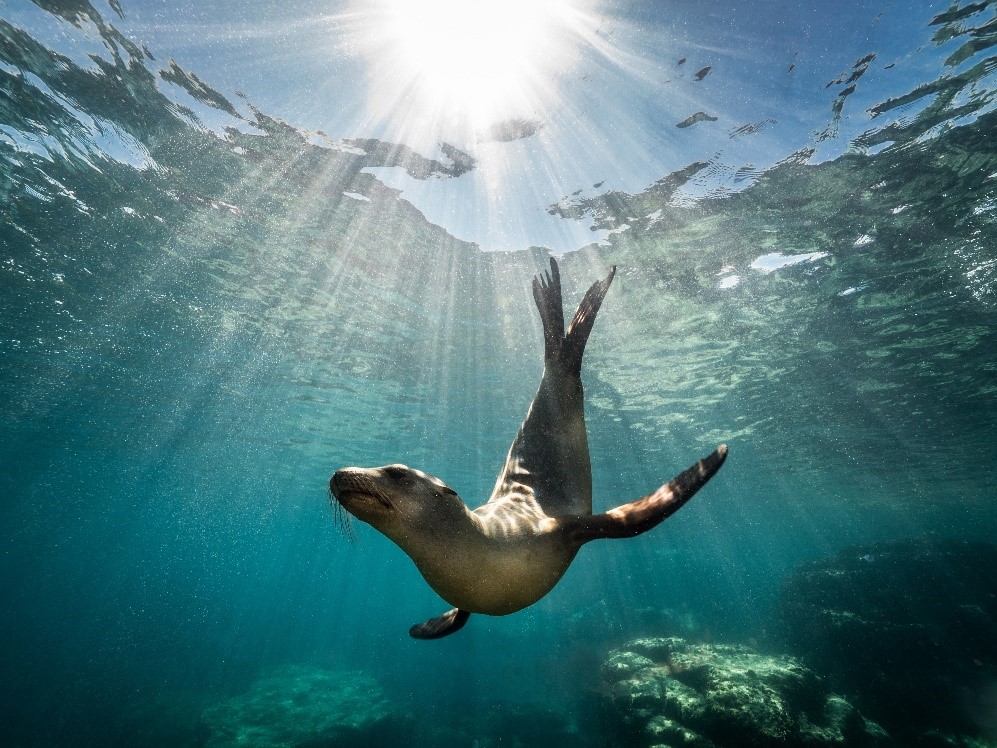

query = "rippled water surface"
[1, 1, 995, 746]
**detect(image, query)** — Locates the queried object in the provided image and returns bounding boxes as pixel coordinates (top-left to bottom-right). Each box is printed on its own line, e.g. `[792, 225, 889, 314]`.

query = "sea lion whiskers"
[328, 487, 358, 545]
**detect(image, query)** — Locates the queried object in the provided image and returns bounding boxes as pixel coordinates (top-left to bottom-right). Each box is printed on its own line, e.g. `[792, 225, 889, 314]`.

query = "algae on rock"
[200, 665, 393, 747]
[599, 637, 890, 747]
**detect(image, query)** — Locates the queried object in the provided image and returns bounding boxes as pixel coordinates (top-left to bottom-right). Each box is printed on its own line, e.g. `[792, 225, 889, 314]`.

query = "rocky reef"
[200, 665, 393, 747]
[598, 636, 890, 747]
[198, 665, 589, 748]
[779, 538, 996, 744]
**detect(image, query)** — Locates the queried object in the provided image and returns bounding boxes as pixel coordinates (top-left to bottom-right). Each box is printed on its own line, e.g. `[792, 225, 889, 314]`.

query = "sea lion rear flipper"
[532, 257, 565, 363]
[562, 264, 616, 375]
[564, 444, 728, 543]
[409, 608, 471, 639]
[532, 257, 616, 375]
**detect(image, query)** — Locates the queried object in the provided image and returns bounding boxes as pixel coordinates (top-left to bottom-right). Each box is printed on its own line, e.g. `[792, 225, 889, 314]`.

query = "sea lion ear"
[409, 608, 471, 639]
[563, 445, 728, 544]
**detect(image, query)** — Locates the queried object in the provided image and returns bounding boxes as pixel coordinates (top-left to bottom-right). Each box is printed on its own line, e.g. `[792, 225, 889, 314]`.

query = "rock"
[916, 732, 997, 748]
[602, 651, 657, 681]
[600, 637, 890, 747]
[646, 715, 716, 747]
[200, 665, 393, 747]
[200, 668, 590, 748]
[779, 538, 997, 742]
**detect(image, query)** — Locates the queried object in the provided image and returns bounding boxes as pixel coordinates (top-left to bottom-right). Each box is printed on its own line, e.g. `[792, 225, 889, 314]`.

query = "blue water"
[1, 1, 995, 746]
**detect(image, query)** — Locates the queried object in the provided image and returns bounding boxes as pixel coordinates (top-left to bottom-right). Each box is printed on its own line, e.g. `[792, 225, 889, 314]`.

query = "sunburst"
[352, 0, 592, 138]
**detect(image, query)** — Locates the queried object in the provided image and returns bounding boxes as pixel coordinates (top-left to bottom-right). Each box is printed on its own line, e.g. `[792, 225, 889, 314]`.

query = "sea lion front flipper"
[409, 608, 471, 639]
[564, 444, 728, 543]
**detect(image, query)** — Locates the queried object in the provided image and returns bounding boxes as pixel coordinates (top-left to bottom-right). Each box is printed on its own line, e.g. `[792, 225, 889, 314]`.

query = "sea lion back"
[484, 258, 615, 519]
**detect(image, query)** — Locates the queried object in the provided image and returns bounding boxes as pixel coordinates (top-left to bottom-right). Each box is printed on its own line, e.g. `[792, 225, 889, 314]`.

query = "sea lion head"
[329, 464, 466, 542]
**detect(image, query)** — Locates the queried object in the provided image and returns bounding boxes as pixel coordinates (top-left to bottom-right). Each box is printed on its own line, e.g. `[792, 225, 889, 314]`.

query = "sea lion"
[330, 257, 727, 639]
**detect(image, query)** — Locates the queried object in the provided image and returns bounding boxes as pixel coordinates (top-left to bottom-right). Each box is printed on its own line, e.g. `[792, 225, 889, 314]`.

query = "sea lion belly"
[409, 530, 579, 615]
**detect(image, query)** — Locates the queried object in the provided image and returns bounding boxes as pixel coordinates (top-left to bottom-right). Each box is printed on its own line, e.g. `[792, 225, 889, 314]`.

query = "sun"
[354, 0, 588, 136]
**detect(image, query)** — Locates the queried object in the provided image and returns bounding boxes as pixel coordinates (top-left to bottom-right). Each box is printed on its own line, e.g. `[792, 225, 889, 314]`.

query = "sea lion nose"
[330, 471, 344, 494]
[330, 468, 360, 495]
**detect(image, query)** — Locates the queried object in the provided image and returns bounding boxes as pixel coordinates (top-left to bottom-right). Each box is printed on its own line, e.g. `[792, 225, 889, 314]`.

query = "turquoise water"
[1, 1, 995, 746]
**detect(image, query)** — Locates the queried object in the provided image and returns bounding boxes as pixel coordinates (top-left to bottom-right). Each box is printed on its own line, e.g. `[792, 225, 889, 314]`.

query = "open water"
[1, 1, 995, 746]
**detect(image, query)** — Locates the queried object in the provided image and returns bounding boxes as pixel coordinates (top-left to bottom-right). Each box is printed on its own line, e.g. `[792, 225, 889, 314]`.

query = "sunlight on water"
[344, 0, 598, 146]
[364, 0, 582, 124]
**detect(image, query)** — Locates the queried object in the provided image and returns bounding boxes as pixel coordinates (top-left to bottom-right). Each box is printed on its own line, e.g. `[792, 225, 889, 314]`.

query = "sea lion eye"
[384, 466, 408, 481]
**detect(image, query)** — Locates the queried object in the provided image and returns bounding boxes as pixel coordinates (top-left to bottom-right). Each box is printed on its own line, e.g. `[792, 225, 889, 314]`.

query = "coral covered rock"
[599, 637, 889, 747]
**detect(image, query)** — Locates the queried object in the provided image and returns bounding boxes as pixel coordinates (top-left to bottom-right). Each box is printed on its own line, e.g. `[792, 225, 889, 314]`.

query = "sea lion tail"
[563, 444, 728, 543]
[532, 257, 616, 375]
